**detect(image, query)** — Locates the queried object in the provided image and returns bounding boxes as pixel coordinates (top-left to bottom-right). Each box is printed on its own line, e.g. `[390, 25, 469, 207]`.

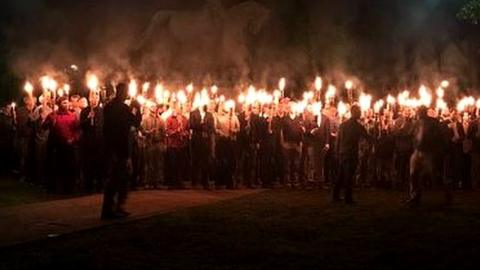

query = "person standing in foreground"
[407, 106, 448, 207]
[334, 105, 369, 204]
[101, 83, 141, 220]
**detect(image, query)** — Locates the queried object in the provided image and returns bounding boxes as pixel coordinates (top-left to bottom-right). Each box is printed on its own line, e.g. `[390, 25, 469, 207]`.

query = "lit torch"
[374, 99, 384, 114]
[279, 78, 286, 98]
[386, 95, 395, 110]
[186, 83, 194, 95]
[315, 76, 323, 92]
[441, 80, 450, 89]
[337, 101, 348, 120]
[155, 83, 163, 104]
[211, 85, 218, 98]
[63, 84, 70, 98]
[359, 93, 372, 114]
[345, 80, 354, 104]
[314, 76, 322, 101]
[87, 73, 99, 92]
[24, 81, 34, 98]
[142, 82, 150, 94]
[476, 98, 480, 116]
[128, 80, 138, 99]
[325, 85, 336, 105]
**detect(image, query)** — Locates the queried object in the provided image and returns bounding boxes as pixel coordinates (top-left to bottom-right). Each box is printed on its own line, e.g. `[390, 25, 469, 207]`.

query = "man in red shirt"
[48, 96, 80, 193]
[165, 104, 189, 189]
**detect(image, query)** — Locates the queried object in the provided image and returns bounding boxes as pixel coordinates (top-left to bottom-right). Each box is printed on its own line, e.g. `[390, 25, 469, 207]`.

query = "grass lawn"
[0, 177, 53, 207]
[1, 189, 480, 269]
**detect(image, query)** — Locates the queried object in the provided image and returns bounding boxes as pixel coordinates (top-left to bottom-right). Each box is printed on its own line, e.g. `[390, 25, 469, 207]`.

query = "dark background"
[0, 0, 479, 101]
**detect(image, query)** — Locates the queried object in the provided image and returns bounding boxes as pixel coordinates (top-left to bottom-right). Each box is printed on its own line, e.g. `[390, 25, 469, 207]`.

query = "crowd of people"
[1, 81, 480, 209]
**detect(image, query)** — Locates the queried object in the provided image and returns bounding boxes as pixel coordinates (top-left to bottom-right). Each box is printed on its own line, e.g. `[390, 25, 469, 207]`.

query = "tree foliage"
[458, 0, 480, 24]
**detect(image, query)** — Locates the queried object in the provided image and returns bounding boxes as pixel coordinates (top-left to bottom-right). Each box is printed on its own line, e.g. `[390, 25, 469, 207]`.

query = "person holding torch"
[80, 91, 105, 193]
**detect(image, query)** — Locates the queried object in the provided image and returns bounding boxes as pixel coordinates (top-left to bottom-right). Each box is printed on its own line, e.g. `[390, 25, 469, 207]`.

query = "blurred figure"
[392, 108, 414, 189]
[15, 96, 36, 183]
[102, 83, 141, 219]
[141, 104, 165, 189]
[165, 104, 190, 189]
[334, 105, 369, 204]
[215, 102, 240, 189]
[0, 103, 15, 174]
[407, 106, 448, 206]
[468, 114, 480, 189]
[32, 105, 50, 187]
[310, 109, 331, 187]
[80, 93, 104, 193]
[190, 105, 215, 189]
[47, 96, 80, 194]
[324, 106, 339, 186]
[281, 103, 304, 187]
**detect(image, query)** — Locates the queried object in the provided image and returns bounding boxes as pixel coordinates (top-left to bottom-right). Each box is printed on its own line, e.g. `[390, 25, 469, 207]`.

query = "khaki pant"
[143, 143, 165, 188]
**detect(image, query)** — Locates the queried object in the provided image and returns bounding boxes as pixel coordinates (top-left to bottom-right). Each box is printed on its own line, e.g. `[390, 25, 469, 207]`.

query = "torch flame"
[40, 76, 57, 91]
[279, 78, 286, 92]
[238, 93, 246, 104]
[142, 82, 150, 93]
[386, 95, 396, 105]
[441, 80, 450, 88]
[345, 80, 353, 90]
[86, 73, 99, 92]
[436, 99, 447, 111]
[24, 81, 34, 95]
[359, 93, 372, 112]
[325, 85, 336, 101]
[225, 100, 235, 111]
[154, 83, 163, 103]
[312, 102, 322, 116]
[128, 80, 138, 98]
[137, 95, 146, 106]
[186, 83, 194, 93]
[337, 101, 348, 118]
[211, 85, 218, 95]
[374, 99, 384, 113]
[177, 90, 187, 104]
[436, 87, 444, 99]
[315, 76, 323, 92]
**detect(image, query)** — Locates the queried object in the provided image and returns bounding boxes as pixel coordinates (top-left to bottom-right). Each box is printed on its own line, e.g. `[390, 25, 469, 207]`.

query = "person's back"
[333, 105, 366, 204]
[101, 83, 140, 219]
[407, 106, 449, 206]
[413, 115, 443, 155]
[104, 99, 131, 159]
[337, 117, 368, 160]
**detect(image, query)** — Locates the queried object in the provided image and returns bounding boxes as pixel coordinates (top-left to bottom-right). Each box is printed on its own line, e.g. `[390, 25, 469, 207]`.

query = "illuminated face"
[253, 105, 260, 115]
[24, 97, 35, 110]
[60, 100, 69, 111]
[89, 95, 99, 108]
[149, 105, 158, 115]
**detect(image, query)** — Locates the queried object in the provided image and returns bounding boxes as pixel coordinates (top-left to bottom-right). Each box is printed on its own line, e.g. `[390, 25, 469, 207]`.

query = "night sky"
[0, 0, 478, 100]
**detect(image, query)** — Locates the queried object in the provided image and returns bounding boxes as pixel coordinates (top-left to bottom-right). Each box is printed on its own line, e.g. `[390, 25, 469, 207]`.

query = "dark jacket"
[336, 118, 369, 160]
[189, 109, 215, 142]
[311, 114, 331, 148]
[282, 115, 304, 144]
[413, 116, 445, 155]
[80, 106, 104, 144]
[103, 99, 141, 159]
